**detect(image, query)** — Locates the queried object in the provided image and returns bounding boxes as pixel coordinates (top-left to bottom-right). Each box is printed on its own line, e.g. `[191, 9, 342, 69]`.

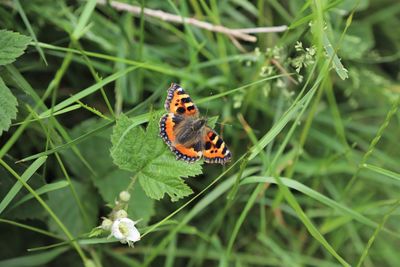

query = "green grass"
[1, 0, 400, 266]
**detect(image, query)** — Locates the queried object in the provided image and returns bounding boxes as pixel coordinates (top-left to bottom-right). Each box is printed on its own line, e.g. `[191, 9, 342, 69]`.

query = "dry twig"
[97, 0, 288, 43]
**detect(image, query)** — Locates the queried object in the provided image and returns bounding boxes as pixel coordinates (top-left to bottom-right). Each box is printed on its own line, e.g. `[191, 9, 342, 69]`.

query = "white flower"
[110, 218, 140, 246]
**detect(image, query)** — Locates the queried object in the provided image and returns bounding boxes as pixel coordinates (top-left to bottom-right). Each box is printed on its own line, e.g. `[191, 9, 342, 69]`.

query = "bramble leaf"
[61, 118, 155, 224]
[111, 113, 203, 201]
[0, 78, 18, 136]
[0, 29, 31, 66]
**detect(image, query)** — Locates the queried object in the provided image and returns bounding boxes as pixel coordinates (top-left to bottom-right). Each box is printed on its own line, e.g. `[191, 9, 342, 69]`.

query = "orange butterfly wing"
[164, 83, 198, 116]
[203, 127, 232, 164]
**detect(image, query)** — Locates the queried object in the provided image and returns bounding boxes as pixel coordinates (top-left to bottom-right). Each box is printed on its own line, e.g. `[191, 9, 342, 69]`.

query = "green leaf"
[0, 29, 31, 66]
[0, 77, 18, 136]
[62, 118, 155, 224]
[111, 114, 202, 201]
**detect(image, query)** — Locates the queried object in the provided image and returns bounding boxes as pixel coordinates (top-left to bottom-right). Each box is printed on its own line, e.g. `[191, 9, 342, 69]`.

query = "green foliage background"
[0, 0, 399, 266]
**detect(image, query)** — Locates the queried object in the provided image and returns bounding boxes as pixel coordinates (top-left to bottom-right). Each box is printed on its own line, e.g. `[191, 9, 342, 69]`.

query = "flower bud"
[114, 209, 128, 219]
[119, 191, 131, 202]
[101, 218, 113, 231]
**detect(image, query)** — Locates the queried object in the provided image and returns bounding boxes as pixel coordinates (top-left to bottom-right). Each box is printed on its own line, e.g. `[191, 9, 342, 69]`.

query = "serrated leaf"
[62, 118, 155, 224]
[0, 29, 31, 66]
[111, 114, 203, 201]
[0, 77, 18, 136]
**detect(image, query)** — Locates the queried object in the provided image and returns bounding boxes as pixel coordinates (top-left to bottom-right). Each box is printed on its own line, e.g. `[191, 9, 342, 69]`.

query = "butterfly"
[159, 83, 232, 164]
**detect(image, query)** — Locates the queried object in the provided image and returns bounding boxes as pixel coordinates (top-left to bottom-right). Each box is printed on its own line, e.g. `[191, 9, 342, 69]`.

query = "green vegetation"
[0, 0, 399, 266]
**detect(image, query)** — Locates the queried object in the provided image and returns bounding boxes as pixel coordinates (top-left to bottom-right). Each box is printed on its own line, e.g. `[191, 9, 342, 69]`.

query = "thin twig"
[235, 26, 288, 33]
[229, 35, 247, 53]
[271, 59, 299, 85]
[97, 0, 287, 43]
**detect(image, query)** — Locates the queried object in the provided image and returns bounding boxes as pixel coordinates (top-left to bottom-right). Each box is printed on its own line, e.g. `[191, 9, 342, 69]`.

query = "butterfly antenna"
[215, 121, 233, 128]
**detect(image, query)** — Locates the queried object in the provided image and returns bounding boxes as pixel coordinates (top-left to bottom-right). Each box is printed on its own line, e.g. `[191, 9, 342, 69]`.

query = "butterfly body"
[160, 83, 232, 164]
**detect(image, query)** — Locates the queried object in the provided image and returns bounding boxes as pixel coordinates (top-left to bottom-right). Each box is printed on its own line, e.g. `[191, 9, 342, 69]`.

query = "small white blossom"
[110, 218, 140, 246]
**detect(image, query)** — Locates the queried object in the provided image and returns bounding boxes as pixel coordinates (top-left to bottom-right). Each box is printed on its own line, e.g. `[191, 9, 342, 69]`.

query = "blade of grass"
[10, 181, 69, 210]
[0, 218, 62, 240]
[71, 0, 97, 40]
[362, 164, 400, 183]
[241, 176, 398, 236]
[343, 95, 400, 198]
[0, 247, 68, 267]
[12, 0, 47, 64]
[36, 42, 202, 82]
[72, 40, 115, 117]
[11, 104, 82, 126]
[0, 156, 47, 215]
[356, 199, 400, 267]
[257, 234, 298, 267]
[39, 66, 138, 118]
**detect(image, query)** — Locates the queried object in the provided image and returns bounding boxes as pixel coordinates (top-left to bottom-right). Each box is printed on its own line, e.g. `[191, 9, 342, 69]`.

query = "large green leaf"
[111, 114, 203, 201]
[62, 118, 155, 224]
